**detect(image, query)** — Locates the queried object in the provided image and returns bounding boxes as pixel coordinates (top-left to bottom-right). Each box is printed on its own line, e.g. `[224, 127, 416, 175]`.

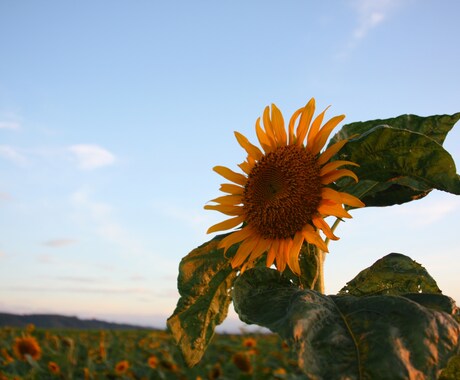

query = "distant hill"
[0, 312, 155, 330]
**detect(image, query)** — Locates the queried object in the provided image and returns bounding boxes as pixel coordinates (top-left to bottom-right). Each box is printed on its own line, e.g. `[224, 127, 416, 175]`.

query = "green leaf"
[233, 267, 460, 379]
[330, 112, 460, 146]
[338, 252, 442, 296]
[167, 234, 237, 367]
[335, 126, 460, 206]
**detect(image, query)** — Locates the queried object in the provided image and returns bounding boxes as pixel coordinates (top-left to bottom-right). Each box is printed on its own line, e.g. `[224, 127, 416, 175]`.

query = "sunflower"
[205, 98, 364, 274]
[114, 360, 129, 374]
[12, 336, 42, 361]
[48, 361, 61, 375]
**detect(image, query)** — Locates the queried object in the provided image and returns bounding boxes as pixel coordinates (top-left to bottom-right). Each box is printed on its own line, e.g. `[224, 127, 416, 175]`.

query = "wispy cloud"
[42, 239, 77, 248]
[0, 145, 28, 165]
[68, 144, 116, 170]
[340, 0, 406, 57]
[0, 192, 12, 201]
[0, 121, 20, 130]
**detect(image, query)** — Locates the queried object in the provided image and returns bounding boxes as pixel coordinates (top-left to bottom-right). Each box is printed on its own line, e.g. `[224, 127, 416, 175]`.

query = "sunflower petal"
[255, 118, 273, 152]
[207, 215, 245, 234]
[312, 216, 339, 240]
[219, 183, 244, 195]
[311, 114, 346, 155]
[275, 240, 288, 272]
[320, 160, 359, 176]
[234, 131, 263, 161]
[213, 166, 247, 186]
[271, 104, 287, 146]
[204, 204, 243, 216]
[302, 225, 329, 252]
[321, 168, 358, 184]
[266, 240, 279, 267]
[247, 238, 271, 264]
[317, 139, 348, 166]
[232, 237, 259, 268]
[296, 98, 316, 145]
[306, 106, 328, 148]
[288, 107, 302, 144]
[287, 233, 304, 275]
[209, 195, 242, 205]
[322, 187, 364, 208]
[219, 227, 253, 252]
[317, 200, 352, 219]
[263, 106, 277, 146]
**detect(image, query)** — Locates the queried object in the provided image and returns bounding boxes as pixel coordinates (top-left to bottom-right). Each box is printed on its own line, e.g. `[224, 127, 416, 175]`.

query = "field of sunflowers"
[0, 324, 304, 379]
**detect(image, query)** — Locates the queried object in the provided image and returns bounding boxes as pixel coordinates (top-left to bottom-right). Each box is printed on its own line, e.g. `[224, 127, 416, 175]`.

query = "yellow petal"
[270, 104, 287, 146]
[296, 98, 315, 146]
[247, 238, 271, 264]
[306, 106, 328, 148]
[301, 225, 329, 252]
[213, 166, 247, 186]
[232, 237, 259, 268]
[288, 107, 302, 144]
[317, 200, 352, 219]
[321, 187, 364, 208]
[321, 168, 358, 184]
[219, 183, 244, 195]
[209, 195, 242, 205]
[266, 240, 279, 268]
[320, 160, 359, 176]
[310, 114, 346, 155]
[263, 106, 277, 146]
[238, 160, 253, 175]
[287, 233, 304, 275]
[317, 139, 348, 166]
[275, 239, 288, 272]
[255, 118, 273, 153]
[207, 215, 245, 234]
[312, 216, 339, 240]
[234, 131, 263, 161]
[219, 227, 253, 252]
[204, 204, 243, 216]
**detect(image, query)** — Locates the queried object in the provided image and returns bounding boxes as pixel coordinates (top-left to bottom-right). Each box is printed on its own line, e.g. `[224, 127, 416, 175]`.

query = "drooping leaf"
[233, 266, 460, 379]
[328, 112, 460, 207]
[338, 252, 442, 296]
[167, 234, 237, 367]
[330, 112, 460, 146]
[333, 125, 460, 206]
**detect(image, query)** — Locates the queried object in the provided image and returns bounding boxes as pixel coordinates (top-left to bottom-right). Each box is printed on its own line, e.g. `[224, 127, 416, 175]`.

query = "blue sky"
[1, 1, 459, 331]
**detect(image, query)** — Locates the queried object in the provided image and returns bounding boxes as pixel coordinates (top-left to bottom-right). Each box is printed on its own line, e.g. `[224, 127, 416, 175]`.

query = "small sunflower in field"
[48, 361, 61, 375]
[13, 335, 42, 361]
[147, 355, 159, 369]
[115, 360, 130, 374]
[242, 337, 257, 348]
[1, 348, 14, 364]
[232, 352, 253, 374]
[206, 98, 364, 274]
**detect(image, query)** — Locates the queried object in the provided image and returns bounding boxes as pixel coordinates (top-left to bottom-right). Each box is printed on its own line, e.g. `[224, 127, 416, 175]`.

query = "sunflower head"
[115, 360, 129, 374]
[205, 98, 364, 274]
[13, 336, 42, 361]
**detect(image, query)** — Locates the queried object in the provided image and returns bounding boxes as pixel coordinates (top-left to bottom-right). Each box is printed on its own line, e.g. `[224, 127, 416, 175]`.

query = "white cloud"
[340, 0, 407, 57]
[42, 239, 77, 248]
[0, 121, 20, 130]
[68, 144, 115, 170]
[0, 145, 27, 165]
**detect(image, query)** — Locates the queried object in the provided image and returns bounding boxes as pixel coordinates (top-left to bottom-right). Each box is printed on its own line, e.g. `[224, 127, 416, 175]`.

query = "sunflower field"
[0, 324, 305, 379]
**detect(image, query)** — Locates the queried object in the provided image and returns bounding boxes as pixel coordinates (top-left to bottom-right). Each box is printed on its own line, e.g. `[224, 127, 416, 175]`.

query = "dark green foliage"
[233, 264, 460, 379]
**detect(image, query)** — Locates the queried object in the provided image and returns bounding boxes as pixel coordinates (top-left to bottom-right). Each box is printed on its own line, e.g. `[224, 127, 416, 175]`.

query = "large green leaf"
[334, 125, 460, 206]
[167, 234, 237, 367]
[233, 266, 460, 379]
[338, 252, 442, 296]
[329, 113, 460, 207]
[330, 112, 460, 146]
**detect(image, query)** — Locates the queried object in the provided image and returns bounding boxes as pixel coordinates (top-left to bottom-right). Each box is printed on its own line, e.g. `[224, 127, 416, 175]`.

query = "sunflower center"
[243, 145, 322, 240]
